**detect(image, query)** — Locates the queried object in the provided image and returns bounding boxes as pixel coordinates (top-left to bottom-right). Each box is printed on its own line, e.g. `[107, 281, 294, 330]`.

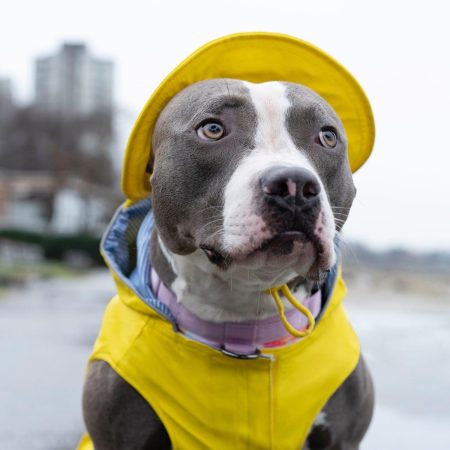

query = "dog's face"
[151, 79, 356, 286]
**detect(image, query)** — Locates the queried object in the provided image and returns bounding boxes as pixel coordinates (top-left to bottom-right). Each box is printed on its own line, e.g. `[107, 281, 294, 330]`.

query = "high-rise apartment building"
[34, 43, 113, 116]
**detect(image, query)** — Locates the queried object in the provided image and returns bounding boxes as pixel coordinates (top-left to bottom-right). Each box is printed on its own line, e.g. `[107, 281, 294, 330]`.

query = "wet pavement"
[0, 270, 114, 450]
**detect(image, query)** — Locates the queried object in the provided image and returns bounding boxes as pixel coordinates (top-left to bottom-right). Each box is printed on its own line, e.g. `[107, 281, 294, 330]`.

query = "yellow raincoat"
[78, 265, 359, 450]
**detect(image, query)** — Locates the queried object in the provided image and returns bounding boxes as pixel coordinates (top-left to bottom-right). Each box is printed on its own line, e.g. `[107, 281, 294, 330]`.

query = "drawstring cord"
[265, 284, 316, 338]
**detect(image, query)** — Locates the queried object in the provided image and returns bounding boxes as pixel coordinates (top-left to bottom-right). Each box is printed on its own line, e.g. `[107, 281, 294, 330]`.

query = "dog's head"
[150, 79, 356, 287]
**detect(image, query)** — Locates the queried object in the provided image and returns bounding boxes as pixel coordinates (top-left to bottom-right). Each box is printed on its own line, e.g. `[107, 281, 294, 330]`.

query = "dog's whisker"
[197, 218, 224, 233]
[332, 209, 349, 213]
[197, 212, 223, 221]
[333, 215, 349, 221]
[196, 206, 223, 215]
[206, 227, 225, 242]
[199, 217, 223, 227]
[335, 235, 360, 266]
[331, 205, 351, 210]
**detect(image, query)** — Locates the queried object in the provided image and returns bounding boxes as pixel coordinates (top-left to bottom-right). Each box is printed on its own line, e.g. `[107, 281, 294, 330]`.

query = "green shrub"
[0, 229, 103, 265]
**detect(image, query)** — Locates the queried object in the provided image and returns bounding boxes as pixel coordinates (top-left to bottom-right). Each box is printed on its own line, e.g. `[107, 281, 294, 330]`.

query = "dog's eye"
[318, 128, 338, 148]
[197, 121, 225, 140]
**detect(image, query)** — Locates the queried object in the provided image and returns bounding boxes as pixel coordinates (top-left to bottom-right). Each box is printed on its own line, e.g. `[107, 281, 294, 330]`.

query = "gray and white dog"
[83, 79, 374, 449]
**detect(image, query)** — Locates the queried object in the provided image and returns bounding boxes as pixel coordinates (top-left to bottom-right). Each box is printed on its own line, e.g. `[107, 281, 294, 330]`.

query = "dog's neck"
[150, 230, 313, 322]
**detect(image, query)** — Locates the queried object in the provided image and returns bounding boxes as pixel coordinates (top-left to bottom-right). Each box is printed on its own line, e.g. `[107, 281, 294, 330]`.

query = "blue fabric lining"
[101, 198, 175, 322]
[317, 263, 338, 321]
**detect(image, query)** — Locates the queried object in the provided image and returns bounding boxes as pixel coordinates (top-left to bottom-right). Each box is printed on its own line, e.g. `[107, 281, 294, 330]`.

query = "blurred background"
[0, 1, 449, 449]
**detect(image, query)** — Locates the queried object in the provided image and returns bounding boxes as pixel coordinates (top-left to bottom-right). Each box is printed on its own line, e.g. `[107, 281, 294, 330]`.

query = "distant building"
[34, 43, 114, 117]
[0, 44, 117, 238]
[0, 173, 117, 235]
[0, 77, 14, 122]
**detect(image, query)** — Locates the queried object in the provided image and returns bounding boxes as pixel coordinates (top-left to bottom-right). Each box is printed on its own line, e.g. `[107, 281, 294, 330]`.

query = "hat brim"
[122, 32, 375, 201]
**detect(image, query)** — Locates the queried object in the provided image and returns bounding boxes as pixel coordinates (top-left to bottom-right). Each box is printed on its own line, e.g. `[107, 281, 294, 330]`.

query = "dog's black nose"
[260, 166, 321, 209]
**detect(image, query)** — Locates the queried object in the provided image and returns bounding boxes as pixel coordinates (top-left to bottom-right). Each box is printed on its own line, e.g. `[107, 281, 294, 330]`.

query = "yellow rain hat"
[122, 32, 375, 201]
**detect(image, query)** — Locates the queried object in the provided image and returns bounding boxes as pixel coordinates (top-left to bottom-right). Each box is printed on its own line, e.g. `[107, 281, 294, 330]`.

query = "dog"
[78, 33, 375, 450]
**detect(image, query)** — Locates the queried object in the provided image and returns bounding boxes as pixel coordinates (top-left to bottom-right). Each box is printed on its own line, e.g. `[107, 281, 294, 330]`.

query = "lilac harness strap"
[151, 268, 322, 356]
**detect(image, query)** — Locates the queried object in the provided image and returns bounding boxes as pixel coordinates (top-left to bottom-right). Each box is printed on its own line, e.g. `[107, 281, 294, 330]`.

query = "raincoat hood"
[121, 31, 375, 201]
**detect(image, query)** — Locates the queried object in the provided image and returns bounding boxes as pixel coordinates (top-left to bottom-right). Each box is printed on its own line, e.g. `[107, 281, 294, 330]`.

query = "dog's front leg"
[303, 356, 374, 450]
[82, 360, 172, 450]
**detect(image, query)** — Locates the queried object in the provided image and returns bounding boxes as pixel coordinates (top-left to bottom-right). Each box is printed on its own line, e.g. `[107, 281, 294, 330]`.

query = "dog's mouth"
[200, 230, 320, 270]
[199, 244, 228, 267]
[253, 231, 308, 255]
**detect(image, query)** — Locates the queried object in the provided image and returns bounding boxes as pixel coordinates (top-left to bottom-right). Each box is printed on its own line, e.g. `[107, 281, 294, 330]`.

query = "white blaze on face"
[222, 81, 336, 258]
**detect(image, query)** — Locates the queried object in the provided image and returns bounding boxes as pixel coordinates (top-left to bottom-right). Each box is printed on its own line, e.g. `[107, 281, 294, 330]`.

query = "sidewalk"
[0, 270, 114, 450]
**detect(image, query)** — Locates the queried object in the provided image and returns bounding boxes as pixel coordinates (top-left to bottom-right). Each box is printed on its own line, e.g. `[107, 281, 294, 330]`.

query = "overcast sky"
[1, 0, 449, 251]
